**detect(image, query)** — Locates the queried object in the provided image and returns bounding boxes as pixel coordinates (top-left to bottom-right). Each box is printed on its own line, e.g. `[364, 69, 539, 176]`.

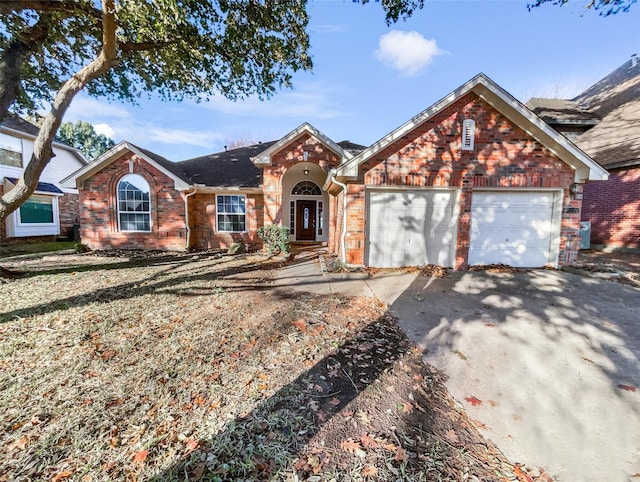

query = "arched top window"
[291, 180, 322, 196]
[117, 174, 151, 232]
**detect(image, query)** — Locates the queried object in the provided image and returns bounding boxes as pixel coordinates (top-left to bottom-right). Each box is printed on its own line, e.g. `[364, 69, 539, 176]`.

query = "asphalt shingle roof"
[574, 56, 640, 168]
[526, 98, 600, 124]
[5, 177, 63, 194]
[177, 141, 276, 187]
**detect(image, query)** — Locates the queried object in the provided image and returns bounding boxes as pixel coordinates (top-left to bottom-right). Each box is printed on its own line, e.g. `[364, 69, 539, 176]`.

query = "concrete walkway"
[271, 246, 415, 302]
[274, 249, 640, 481]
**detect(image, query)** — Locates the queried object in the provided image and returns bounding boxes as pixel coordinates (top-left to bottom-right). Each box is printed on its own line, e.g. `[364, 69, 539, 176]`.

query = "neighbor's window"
[217, 194, 246, 232]
[117, 174, 151, 232]
[18, 195, 55, 224]
[0, 133, 22, 167]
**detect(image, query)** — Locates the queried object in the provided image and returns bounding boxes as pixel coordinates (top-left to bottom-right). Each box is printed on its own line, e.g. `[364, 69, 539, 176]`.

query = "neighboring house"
[64, 74, 607, 269]
[1, 115, 87, 241]
[527, 54, 640, 249]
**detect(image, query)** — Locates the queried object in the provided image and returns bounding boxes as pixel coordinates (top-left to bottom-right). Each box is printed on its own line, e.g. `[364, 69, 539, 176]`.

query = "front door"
[296, 200, 316, 241]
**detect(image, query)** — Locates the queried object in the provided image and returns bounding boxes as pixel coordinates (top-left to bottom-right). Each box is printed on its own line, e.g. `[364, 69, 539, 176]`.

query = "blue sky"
[64, 0, 640, 161]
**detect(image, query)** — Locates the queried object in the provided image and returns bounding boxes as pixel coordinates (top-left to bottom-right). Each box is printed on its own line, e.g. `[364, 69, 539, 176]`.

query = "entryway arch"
[281, 163, 329, 242]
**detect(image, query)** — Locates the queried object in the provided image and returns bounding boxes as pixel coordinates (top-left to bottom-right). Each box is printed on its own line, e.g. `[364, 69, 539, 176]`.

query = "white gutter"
[329, 169, 348, 263]
[183, 188, 197, 250]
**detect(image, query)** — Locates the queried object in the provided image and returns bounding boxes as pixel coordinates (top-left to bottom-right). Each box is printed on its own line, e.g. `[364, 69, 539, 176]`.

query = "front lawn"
[0, 240, 76, 258]
[0, 252, 529, 481]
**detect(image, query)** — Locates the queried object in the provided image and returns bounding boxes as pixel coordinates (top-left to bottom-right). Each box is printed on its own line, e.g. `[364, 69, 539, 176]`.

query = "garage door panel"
[368, 190, 457, 268]
[469, 191, 558, 268]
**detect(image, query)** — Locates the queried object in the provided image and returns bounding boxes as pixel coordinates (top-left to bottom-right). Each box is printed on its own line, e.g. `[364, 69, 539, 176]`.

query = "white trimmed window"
[217, 194, 246, 232]
[18, 194, 56, 225]
[0, 133, 22, 167]
[117, 174, 151, 232]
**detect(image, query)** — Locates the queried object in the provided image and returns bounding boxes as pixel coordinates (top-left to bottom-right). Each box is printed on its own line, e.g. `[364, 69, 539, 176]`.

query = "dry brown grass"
[0, 252, 537, 481]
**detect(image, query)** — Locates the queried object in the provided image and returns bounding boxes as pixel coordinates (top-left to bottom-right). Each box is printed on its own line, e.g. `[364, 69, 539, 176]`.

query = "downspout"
[184, 188, 197, 250]
[329, 169, 348, 263]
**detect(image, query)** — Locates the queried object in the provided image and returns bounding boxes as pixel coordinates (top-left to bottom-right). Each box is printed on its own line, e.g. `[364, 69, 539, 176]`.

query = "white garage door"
[367, 190, 458, 268]
[469, 191, 560, 268]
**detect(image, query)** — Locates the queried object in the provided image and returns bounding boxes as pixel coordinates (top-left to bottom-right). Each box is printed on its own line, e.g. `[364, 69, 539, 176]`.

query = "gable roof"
[4, 177, 64, 195]
[335, 73, 608, 182]
[526, 98, 600, 125]
[337, 140, 367, 156]
[179, 142, 275, 188]
[573, 55, 640, 117]
[1, 115, 88, 164]
[573, 56, 640, 168]
[61, 141, 191, 190]
[251, 123, 353, 166]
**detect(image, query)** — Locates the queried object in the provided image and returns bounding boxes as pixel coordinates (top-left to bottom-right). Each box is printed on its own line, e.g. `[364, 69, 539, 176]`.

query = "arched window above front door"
[291, 180, 321, 196]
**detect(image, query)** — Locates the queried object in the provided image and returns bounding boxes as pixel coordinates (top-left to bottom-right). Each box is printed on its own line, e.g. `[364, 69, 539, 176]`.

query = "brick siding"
[58, 192, 80, 239]
[262, 132, 340, 230]
[79, 152, 187, 250]
[188, 192, 264, 250]
[581, 166, 640, 248]
[338, 92, 579, 268]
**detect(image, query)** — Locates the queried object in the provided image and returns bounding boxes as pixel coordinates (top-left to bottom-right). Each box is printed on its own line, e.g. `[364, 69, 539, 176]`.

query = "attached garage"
[469, 191, 562, 268]
[367, 189, 458, 268]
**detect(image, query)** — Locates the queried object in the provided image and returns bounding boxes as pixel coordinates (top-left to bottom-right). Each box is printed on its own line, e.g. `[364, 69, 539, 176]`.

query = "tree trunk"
[0, 0, 119, 222]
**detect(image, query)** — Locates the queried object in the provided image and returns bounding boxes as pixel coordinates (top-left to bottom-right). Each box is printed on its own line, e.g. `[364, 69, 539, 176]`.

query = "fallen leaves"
[444, 429, 459, 445]
[394, 446, 409, 462]
[361, 465, 378, 477]
[51, 471, 73, 482]
[293, 319, 306, 332]
[133, 449, 149, 463]
[464, 396, 483, 406]
[618, 384, 637, 392]
[360, 433, 378, 448]
[8, 435, 30, 451]
[340, 438, 363, 454]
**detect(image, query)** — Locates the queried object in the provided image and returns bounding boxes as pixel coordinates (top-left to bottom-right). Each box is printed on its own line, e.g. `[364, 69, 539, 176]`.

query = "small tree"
[58, 120, 115, 159]
[258, 224, 290, 255]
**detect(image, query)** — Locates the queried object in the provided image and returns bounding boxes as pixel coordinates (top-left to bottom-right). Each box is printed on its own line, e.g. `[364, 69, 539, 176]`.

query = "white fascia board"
[125, 144, 190, 190]
[250, 122, 352, 166]
[61, 141, 191, 190]
[472, 82, 609, 182]
[335, 79, 481, 178]
[336, 73, 609, 183]
[192, 185, 263, 194]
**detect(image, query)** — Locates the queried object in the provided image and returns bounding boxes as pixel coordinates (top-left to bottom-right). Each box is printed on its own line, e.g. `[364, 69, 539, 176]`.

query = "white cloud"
[311, 24, 348, 34]
[375, 30, 443, 77]
[203, 81, 346, 120]
[147, 127, 224, 148]
[64, 95, 132, 120]
[93, 123, 115, 138]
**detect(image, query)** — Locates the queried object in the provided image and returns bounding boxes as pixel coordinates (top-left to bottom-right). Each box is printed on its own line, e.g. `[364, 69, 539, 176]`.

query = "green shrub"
[257, 224, 290, 255]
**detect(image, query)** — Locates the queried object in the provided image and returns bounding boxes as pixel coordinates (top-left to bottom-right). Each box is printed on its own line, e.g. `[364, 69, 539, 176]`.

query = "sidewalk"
[272, 245, 414, 304]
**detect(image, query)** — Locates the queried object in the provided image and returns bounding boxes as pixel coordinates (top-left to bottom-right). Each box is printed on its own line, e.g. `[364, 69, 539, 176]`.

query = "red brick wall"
[58, 192, 79, 239]
[263, 132, 340, 227]
[188, 192, 264, 250]
[79, 153, 187, 250]
[581, 166, 640, 248]
[345, 92, 578, 268]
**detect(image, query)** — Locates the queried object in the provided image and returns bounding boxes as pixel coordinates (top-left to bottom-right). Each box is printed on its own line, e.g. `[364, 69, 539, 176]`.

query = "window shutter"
[462, 119, 475, 151]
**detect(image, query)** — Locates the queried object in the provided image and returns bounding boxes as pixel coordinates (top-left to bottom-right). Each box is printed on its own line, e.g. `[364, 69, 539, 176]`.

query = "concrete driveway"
[382, 269, 640, 482]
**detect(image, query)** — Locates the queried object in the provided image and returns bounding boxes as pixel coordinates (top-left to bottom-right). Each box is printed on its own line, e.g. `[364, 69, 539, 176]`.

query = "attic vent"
[462, 119, 476, 151]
